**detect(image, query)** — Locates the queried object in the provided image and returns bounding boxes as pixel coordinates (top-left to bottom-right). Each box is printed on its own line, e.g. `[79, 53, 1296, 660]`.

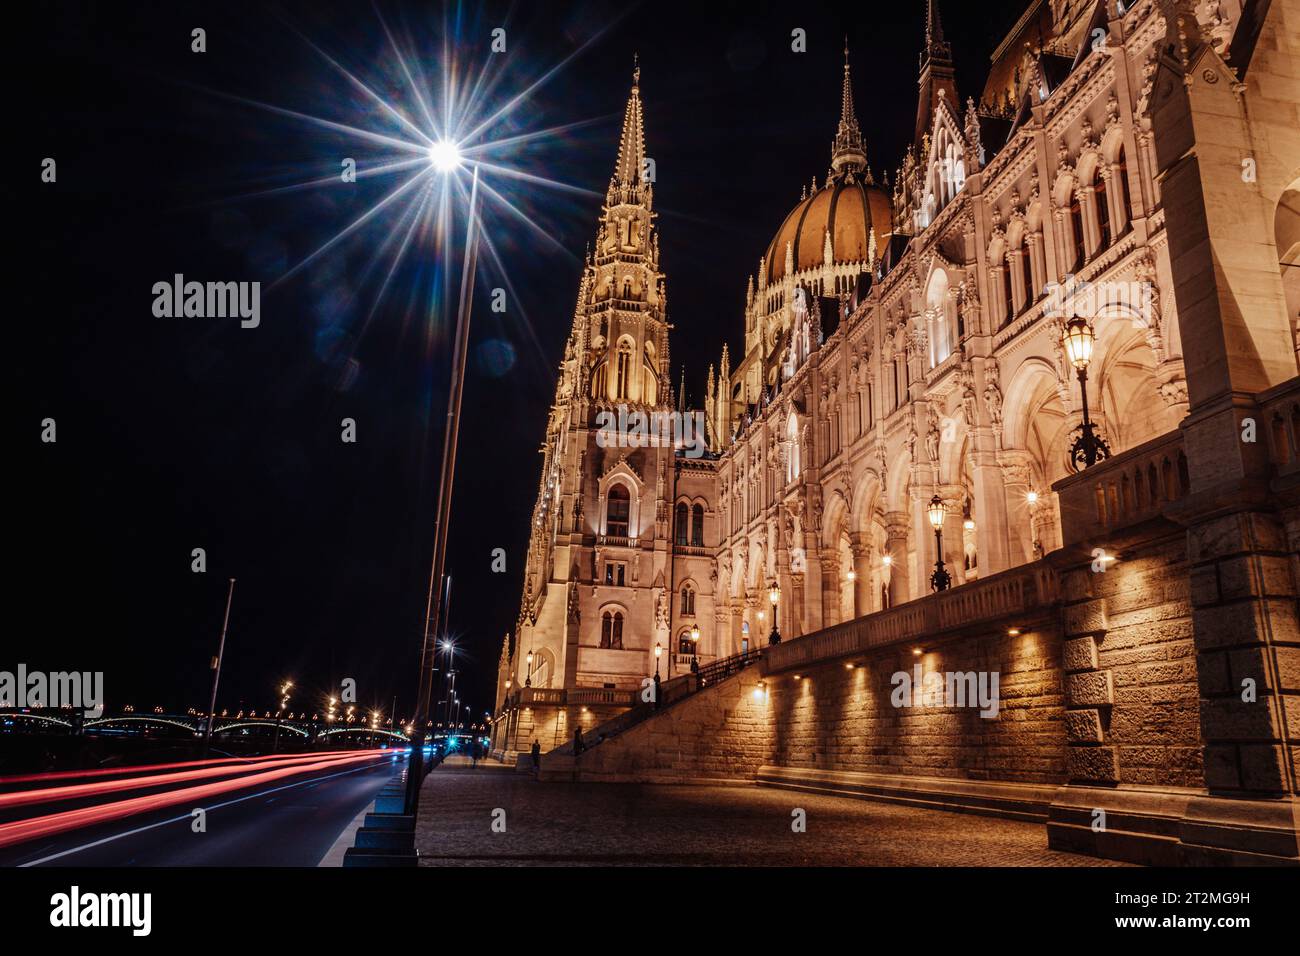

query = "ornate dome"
[764, 177, 893, 285]
[762, 46, 893, 286]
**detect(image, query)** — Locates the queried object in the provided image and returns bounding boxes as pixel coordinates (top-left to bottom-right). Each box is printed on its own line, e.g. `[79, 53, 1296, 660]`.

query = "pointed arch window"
[675, 502, 689, 546]
[691, 504, 705, 547]
[606, 484, 630, 538]
[615, 340, 633, 400]
[1068, 194, 1085, 270]
[600, 611, 624, 649]
[1115, 147, 1132, 229]
[592, 362, 608, 399]
[1096, 174, 1112, 248]
[680, 584, 695, 616]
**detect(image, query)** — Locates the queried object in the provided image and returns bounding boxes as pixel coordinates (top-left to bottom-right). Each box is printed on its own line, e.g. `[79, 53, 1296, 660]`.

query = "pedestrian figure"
[531, 739, 541, 777]
[470, 740, 480, 768]
[574, 726, 585, 755]
[652, 671, 662, 710]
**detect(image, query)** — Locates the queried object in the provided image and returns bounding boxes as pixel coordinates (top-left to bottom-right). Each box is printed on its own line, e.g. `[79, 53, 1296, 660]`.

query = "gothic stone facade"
[494, 0, 1300, 790]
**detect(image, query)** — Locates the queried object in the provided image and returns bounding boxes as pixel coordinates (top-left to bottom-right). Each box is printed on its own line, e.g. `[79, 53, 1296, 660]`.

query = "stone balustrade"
[760, 561, 1059, 675]
[1052, 429, 1189, 546]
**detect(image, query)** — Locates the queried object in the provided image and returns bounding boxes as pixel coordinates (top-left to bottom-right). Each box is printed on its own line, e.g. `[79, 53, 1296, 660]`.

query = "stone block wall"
[550, 531, 1208, 800]
[766, 625, 1067, 784]
[1059, 531, 1204, 790]
[543, 666, 772, 783]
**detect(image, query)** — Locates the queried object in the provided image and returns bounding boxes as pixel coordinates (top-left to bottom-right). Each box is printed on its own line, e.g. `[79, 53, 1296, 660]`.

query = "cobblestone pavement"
[415, 766, 1131, 866]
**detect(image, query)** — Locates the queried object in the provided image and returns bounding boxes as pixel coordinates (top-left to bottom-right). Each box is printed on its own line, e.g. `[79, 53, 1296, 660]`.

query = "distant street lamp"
[525, 650, 534, 688]
[654, 642, 662, 678]
[273, 680, 292, 754]
[928, 494, 951, 592]
[768, 581, 782, 645]
[1063, 317, 1111, 469]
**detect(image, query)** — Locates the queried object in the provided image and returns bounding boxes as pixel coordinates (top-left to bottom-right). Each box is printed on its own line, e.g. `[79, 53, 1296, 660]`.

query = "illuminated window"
[606, 484, 630, 537]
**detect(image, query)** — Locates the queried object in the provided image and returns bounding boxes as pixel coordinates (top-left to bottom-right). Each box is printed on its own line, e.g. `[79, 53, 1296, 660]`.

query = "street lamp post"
[689, 623, 700, 673]
[1063, 317, 1111, 470]
[525, 650, 533, 688]
[768, 581, 781, 645]
[654, 642, 662, 678]
[202, 577, 236, 758]
[407, 161, 481, 817]
[928, 494, 951, 592]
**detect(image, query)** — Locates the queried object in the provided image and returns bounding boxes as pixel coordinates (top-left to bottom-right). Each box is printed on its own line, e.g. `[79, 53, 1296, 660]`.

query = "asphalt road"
[0, 752, 402, 867]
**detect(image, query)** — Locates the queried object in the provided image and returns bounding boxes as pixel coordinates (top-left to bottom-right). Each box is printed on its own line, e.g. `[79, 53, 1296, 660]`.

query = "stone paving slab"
[414, 770, 1132, 867]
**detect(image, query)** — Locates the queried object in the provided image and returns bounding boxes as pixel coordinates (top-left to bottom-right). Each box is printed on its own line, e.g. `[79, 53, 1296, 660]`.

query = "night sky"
[12, 0, 1025, 724]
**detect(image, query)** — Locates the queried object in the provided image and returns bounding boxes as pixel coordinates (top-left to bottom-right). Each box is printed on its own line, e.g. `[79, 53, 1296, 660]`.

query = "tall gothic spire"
[830, 40, 869, 179]
[925, 0, 946, 48]
[612, 57, 646, 189]
[915, 0, 958, 148]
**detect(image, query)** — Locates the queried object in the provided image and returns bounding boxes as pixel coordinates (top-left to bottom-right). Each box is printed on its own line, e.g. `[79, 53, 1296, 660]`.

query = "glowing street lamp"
[768, 581, 782, 646]
[1062, 317, 1111, 469]
[689, 623, 701, 673]
[428, 139, 463, 173]
[654, 642, 662, 679]
[928, 494, 951, 592]
[525, 650, 534, 688]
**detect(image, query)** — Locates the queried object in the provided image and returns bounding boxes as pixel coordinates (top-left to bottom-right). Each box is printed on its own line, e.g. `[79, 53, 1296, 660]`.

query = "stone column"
[997, 449, 1037, 566]
[884, 511, 910, 605]
[849, 532, 873, 616]
[819, 550, 840, 628]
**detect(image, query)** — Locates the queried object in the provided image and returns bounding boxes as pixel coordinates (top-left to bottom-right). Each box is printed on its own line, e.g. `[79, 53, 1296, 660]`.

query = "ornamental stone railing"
[761, 561, 1059, 675]
[1052, 429, 1188, 546]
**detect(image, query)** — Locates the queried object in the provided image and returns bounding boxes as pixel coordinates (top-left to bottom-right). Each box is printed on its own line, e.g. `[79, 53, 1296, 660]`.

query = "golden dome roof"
[764, 178, 892, 285]
[761, 46, 892, 286]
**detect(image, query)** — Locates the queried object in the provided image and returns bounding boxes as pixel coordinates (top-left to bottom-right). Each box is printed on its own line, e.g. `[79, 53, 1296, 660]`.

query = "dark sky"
[12, 0, 1024, 725]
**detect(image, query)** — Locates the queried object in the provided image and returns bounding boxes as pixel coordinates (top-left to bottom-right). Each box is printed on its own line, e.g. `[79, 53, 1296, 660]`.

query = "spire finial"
[612, 60, 647, 188]
[829, 43, 867, 178]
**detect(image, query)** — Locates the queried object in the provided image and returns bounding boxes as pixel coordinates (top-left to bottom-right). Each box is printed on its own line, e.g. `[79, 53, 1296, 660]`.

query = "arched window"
[1096, 174, 1112, 248]
[997, 260, 1012, 326]
[592, 362, 607, 399]
[606, 484, 630, 538]
[615, 340, 633, 400]
[680, 584, 695, 615]
[1115, 147, 1132, 225]
[678, 629, 696, 655]
[1015, 245, 1031, 313]
[1068, 194, 1085, 270]
[675, 502, 689, 546]
[601, 611, 624, 649]
[691, 504, 705, 546]
[642, 350, 659, 405]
